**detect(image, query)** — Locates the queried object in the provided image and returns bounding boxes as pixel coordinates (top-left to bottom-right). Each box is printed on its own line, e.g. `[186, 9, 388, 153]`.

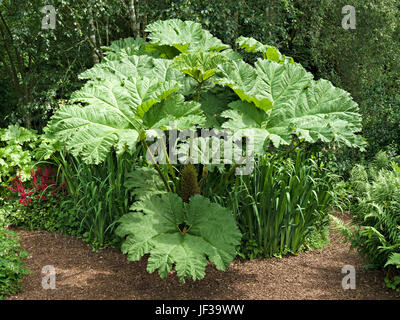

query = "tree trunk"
[130, 0, 140, 38]
[234, 9, 239, 49]
[141, 0, 148, 38]
[88, 7, 99, 64]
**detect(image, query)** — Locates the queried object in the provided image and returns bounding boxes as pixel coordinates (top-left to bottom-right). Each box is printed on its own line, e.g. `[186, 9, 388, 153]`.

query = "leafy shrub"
[1, 165, 68, 231]
[332, 153, 400, 291]
[0, 125, 39, 184]
[0, 127, 70, 232]
[0, 227, 30, 299]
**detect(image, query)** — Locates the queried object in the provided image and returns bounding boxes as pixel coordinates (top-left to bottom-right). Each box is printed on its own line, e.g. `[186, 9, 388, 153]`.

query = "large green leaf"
[222, 76, 365, 152]
[237, 36, 295, 64]
[79, 55, 156, 81]
[115, 193, 241, 283]
[199, 87, 237, 128]
[125, 166, 166, 201]
[71, 77, 180, 121]
[101, 37, 152, 60]
[216, 58, 312, 111]
[145, 19, 229, 54]
[47, 76, 180, 164]
[143, 94, 206, 130]
[118, 77, 180, 118]
[47, 102, 139, 164]
[172, 51, 228, 82]
[151, 58, 198, 96]
[254, 59, 313, 108]
[80, 53, 197, 97]
[216, 60, 270, 110]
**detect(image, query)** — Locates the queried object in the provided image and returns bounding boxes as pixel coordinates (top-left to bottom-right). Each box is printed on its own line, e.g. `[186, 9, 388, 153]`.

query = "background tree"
[1, 0, 399, 161]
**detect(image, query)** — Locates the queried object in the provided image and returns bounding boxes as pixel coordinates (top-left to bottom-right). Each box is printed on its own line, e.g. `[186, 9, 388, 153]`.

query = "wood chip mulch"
[6, 213, 400, 300]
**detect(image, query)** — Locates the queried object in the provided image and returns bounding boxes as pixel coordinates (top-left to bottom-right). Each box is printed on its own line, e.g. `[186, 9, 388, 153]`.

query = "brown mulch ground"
[6, 213, 400, 300]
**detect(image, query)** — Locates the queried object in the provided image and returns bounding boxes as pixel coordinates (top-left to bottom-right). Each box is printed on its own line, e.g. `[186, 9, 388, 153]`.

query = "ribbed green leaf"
[172, 51, 228, 82]
[143, 94, 206, 130]
[101, 37, 151, 60]
[199, 88, 237, 128]
[221, 61, 365, 153]
[125, 166, 166, 201]
[115, 193, 241, 283]
[47, 102, 139, 164]
[47, 75, 181, 164]
[146, 19, 229, 54]
[217, 58, 312, 111]
[79, 55, 155, 81]
[237, 36, 295, 64]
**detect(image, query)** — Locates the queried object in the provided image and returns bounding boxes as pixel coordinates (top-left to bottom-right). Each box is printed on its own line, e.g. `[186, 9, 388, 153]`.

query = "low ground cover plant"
[2, 165, 67, 231]
[0, 126, 67, 231]
[0, 227, 30, 299]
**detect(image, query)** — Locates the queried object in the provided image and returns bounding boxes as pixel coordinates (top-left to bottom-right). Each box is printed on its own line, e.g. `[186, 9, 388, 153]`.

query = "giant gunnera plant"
[46, 19, 365, 282]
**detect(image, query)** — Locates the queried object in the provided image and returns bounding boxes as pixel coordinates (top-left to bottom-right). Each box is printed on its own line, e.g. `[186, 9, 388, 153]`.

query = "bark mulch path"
[6, 213, 400, 300]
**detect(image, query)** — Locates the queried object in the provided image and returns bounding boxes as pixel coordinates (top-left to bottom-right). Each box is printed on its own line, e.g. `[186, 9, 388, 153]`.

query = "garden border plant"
[0, 226, 30, 299]
[332, 151, 400, 292]
[45, 19, 366, 283]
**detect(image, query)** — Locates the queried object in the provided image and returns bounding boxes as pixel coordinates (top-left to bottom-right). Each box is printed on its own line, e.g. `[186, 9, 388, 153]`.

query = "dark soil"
[6, 213, 400, 300]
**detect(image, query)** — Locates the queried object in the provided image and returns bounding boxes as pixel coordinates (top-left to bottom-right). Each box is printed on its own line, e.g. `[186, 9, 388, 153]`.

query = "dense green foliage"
[0, 0, 398, 291]
[58, 152, 134, 246]
[46, 19, 364, 164]
[0, 227, 30, 299]
[332, 152, 400, 291]
[211, 151, 333, 258]
[40, 19, 364, 282]
[291, 0, 400, 159]
[0, 126, 39, 182]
